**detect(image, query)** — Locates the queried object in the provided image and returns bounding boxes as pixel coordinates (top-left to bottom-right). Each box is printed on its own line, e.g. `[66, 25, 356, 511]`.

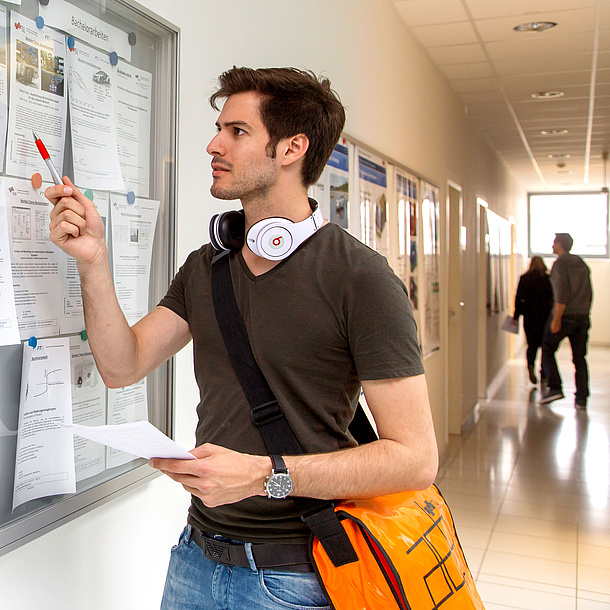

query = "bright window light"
[529, 192, 609, 257]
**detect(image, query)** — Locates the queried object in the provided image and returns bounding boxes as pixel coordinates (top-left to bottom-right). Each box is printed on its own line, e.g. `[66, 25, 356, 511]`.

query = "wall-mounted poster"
[7, 11, 67, 180]
[396, 170, 419, 312]
[309, 138, 349, 228]
[396, 171, 409, 284]
[357, 147, 388, 258]
[485, 208, 512, 315]
[421, 181, 440, 357]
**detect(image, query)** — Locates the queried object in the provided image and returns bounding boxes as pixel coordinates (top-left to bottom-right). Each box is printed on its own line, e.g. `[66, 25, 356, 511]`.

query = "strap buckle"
[251, 400, 283, 427]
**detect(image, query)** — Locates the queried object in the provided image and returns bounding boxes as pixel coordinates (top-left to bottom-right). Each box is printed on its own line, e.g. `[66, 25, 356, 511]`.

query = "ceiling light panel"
[531, 90, 565, 99]
[514, 21, 558, 32]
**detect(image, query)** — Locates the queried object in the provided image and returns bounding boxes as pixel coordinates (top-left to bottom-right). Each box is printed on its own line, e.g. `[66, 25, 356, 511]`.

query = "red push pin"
[31, 173, 43, 190]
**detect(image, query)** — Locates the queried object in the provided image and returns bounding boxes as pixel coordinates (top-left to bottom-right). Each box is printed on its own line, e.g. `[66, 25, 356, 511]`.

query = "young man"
[46, 67, 438, 608]
[540, 233, 593, 409]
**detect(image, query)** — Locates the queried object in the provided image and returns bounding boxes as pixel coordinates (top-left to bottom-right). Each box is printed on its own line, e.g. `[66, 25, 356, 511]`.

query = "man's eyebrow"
[215, 120, 252, 130]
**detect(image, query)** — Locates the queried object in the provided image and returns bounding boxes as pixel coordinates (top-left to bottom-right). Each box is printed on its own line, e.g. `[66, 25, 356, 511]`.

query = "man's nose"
[206, 132, 224, 156]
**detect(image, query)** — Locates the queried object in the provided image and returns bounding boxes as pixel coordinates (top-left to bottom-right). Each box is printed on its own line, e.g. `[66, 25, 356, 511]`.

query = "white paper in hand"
[501, 315, 519, 334]
[63, 421, 195, 460]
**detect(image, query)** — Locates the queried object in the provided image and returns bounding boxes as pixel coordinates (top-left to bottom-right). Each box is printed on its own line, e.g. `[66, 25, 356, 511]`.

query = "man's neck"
[241, 187, 312, 230]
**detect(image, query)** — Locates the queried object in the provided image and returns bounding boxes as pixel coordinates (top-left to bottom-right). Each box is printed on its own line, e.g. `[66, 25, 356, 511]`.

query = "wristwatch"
[264, 455, 293, 499]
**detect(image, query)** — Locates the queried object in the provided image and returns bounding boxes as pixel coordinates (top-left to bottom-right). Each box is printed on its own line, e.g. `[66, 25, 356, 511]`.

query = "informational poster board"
[309, 138, 350, 229]
[357, 147, 389, 258]
[485, 208, 512, 315]
[396, 169, 420, 342]
[421, 181, 440, 357]
[0, 0, 177, 556]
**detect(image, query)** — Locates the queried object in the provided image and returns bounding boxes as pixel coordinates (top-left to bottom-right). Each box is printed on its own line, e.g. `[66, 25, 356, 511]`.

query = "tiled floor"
[436, 344, 610, 609]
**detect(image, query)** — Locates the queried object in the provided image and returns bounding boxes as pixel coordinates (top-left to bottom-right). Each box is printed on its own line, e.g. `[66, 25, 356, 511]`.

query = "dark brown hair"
[528, 256, 548, 275]
[210, 67, 346, 187]
[554, 233, 574, 252]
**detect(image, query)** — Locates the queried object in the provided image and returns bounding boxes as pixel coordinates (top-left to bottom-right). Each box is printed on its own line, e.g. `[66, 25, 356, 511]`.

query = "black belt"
[191, 528, 314, 572]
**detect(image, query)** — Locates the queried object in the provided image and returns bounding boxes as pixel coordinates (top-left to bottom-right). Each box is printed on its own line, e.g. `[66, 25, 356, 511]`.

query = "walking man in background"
[540, 233, 593, 409]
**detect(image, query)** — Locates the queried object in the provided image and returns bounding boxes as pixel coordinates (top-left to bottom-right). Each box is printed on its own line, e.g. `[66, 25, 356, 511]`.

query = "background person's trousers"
[541, 315, 590, 401]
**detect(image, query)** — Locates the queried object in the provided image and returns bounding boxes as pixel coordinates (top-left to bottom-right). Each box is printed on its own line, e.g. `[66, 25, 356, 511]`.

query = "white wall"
[0, 1, 525, 608]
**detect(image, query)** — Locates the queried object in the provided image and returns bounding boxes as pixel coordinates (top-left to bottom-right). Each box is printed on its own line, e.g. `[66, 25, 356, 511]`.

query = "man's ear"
[278, 133, 309, 167]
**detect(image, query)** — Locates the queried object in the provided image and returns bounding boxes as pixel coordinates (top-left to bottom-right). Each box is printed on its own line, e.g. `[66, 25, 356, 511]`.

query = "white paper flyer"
[13, 337, 75, 510]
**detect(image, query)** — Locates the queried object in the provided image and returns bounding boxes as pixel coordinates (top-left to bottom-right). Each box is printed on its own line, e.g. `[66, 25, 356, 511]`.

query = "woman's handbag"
[211, 251, 484, 609]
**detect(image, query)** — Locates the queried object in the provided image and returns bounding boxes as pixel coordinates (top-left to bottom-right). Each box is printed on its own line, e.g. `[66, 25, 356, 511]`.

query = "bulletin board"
[0, 0, 178, 556]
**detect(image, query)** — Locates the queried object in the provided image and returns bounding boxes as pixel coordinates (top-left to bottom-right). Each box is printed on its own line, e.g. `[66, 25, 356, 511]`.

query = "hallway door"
[447, 183, 463, 434]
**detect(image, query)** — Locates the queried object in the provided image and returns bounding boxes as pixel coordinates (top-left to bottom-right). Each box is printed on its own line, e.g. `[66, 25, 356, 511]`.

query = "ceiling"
[392, 0, 610, 192]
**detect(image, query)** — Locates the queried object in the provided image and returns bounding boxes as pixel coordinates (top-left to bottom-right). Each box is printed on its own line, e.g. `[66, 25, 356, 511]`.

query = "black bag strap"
[211, 250, 359, 566]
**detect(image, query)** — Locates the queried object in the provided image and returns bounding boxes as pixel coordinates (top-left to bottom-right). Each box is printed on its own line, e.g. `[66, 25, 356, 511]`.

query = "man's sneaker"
[540, 378, 548, 393]
[575, 398, 587, 410]
[539, 388, 564, 404]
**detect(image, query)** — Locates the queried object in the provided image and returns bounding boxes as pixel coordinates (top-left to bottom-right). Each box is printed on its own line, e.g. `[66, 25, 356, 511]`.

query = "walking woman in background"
[513, 256, 554, 385]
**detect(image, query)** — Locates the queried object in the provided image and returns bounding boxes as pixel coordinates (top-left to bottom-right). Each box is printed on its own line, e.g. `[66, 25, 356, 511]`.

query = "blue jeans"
[160, 526, 330, 610]
[541, 315, 590, 401]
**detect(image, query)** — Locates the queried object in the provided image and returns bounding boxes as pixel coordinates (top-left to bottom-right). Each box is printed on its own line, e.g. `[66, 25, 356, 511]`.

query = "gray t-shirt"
[550, 253, 592, 316]
[159, 222, 424, 542]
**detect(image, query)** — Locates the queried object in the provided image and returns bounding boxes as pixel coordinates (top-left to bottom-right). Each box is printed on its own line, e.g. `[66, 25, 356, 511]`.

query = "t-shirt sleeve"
[344, 253, 424, 380]
[157, 250, 199, 322]
[550, 260, 569, 304]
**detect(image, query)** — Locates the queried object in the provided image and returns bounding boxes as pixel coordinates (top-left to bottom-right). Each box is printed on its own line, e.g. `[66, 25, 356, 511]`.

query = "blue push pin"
[81, 330, 88, 342]
[109, 51, 119, 66]
[36, 16, 45, 29]
[84, 189, 94, 201]
[126, 191, 136, 204]
[67, 36, 76, 50]
[28, 336, 38, 348]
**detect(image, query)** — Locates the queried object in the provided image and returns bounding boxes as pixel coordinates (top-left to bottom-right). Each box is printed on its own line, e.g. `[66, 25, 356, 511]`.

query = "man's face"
[206, 91, 278, 201]
[552, 238, 560, 254]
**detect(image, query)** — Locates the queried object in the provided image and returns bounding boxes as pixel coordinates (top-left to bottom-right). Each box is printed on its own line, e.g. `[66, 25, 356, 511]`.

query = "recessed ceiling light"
[547, 153, 571, 158]
[531, 90, 564, 99]
[540, 128, 568, 135]
[514, 21, 557, 33]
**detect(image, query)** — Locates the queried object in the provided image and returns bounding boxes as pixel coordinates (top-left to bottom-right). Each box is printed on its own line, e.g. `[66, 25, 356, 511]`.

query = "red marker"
[32, 130, 62, 185]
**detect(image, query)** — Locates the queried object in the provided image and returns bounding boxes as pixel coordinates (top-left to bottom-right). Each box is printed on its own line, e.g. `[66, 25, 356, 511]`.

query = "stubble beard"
[210, 157, 278, 203]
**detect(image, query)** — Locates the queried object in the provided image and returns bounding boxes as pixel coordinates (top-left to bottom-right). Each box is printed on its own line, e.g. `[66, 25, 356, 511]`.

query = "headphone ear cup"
[210, 210, 245, 251]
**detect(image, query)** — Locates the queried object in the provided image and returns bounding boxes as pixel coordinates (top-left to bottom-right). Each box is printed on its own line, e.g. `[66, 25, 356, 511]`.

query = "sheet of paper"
[114, 60, 152, 198]
[13, 337, 75, 510]
[6, 11, 67, 180]
[0, 6, 9, 169]
[39, 2, 131, 62]
[60, 190, 109, 334]
[110, 194, 159, 325]
[66, 41, 124, 191]
[65, 421, 195, 461]
[0, 181, 20, 346]
[69, 335, 106, 482]
[5, 177, 61, 340]
[106, 379, 148, 468]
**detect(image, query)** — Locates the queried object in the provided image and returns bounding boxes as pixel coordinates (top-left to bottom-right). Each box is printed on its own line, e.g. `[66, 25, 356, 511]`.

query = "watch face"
[267, 473, 293, 499]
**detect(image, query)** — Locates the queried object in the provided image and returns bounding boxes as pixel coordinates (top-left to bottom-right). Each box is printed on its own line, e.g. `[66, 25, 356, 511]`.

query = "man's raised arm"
[46, 179, 191, 388]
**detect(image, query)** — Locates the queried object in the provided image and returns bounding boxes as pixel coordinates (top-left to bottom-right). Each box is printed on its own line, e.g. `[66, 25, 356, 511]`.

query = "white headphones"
[246, 204, 324, 260]
[210, 199, 324, 261]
